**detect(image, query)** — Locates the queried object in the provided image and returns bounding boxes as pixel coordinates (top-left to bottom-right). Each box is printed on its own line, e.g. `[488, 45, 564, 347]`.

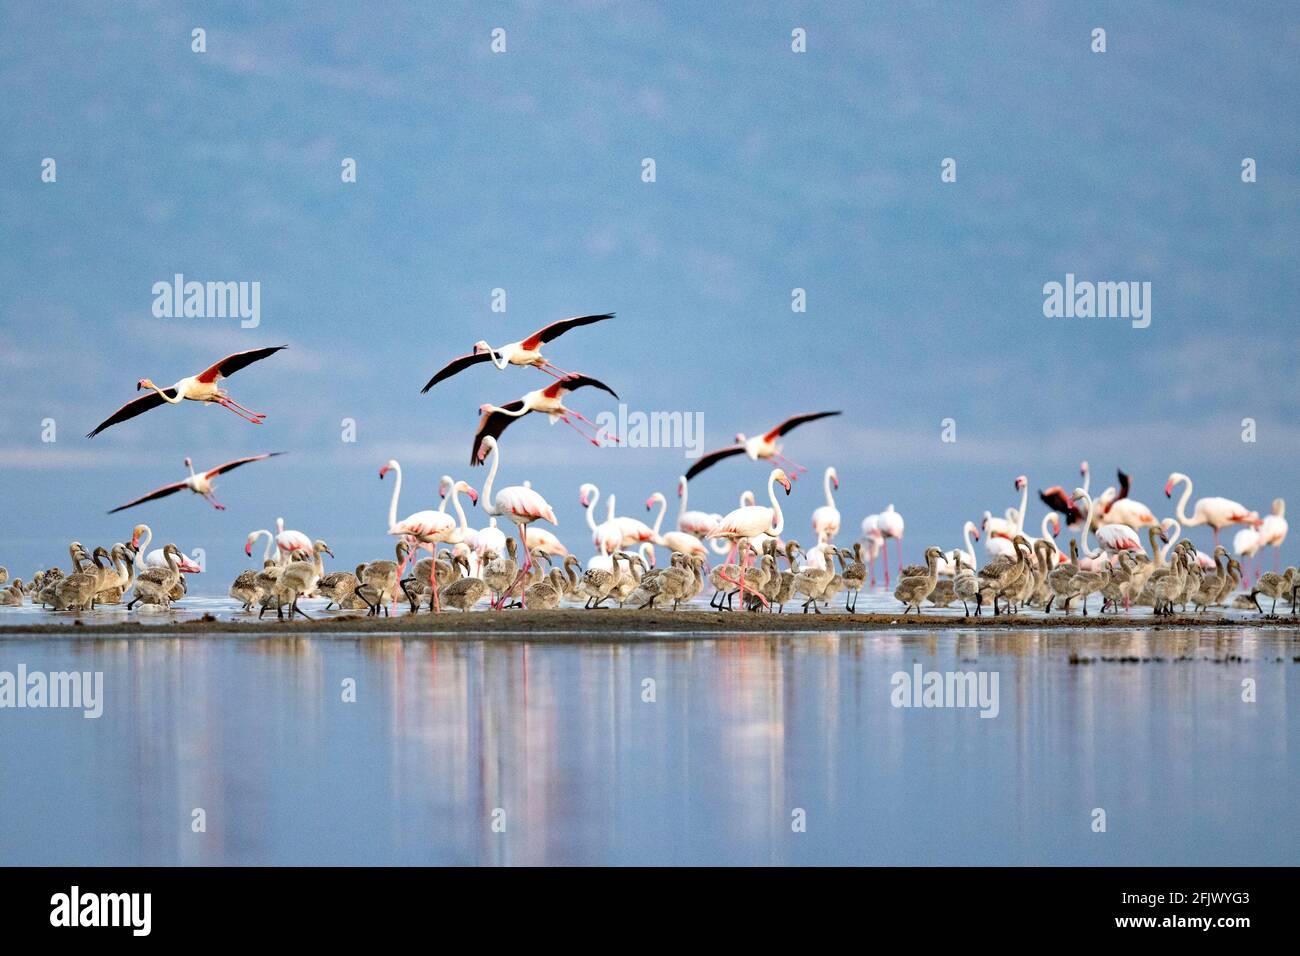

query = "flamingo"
[1038, 461, 1090, 528]
[811, 467, 841, 543]
[645, 492, 710, 558]
[1164, 472, 1261, 548]
[1233, 527, 1263, 586]
[107, 453, 283, 513]
[705, 468, 792, 611]
[127, 524, 201, 574]
[382, 460, 478, 612]
[860, 513, 884, 585]
[420, 313, 614, 391]
[471, 373, 620, 459]
[476, 435, 558, 608]
[580, 483, 623, 555]
[274, 517, 314, 561]
[878, 503, 905, 581]
[1257, 498, 1288, 573]
[1074, 488, 1144, 578]
[685, 411, 840, 480]
[675, 474, 721, 538]
[87, 346, 286, 437]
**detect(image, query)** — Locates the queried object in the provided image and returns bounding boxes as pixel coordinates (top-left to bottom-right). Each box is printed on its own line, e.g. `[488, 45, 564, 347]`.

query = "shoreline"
[1, 609, 1298, 638]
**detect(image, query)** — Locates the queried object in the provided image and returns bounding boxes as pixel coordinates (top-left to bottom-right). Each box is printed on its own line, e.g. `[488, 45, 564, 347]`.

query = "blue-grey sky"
[1, 1, 1296, 587]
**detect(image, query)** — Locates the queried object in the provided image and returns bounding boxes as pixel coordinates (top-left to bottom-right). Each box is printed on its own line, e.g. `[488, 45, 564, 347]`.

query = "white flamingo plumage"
[706, 468, 792, 610]
[476, 436, 557, 608]
[675, 475, 721, 538]
[811, 467, 841, 544]
[1165, 472, 1261, 548]
[877, 503, 905, 583]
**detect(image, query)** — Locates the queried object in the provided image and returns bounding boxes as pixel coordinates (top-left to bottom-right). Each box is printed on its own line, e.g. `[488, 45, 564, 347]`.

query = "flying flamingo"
[1257, 498, 1288, 573]
[476, 435, 558, 608]
[811, 467, 841, 543]
[108, 453, 283, 513]
[706, 468, 792, 611]
[1164, 472, 1261, 548]
[87, 346, 287, 437]
[471, 373, 620, 460]
[420, 313, 614, 391]
[685, 411, 840, 480]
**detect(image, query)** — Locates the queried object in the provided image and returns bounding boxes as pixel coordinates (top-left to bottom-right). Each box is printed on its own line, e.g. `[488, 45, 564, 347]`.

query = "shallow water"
[0, 625, 1295, 865]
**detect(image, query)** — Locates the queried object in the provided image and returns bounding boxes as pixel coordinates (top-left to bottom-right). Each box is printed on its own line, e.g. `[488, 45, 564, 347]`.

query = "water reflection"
[0, 629, 1294, 865]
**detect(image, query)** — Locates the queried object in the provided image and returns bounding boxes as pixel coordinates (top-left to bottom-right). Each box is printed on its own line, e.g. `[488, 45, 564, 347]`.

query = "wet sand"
[2, 608, 1297, 637]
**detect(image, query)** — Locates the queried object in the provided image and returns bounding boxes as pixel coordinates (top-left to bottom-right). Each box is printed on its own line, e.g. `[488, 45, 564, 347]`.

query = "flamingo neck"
[766, 471, 786, 537]
[386, 463, 403, 529]
[676, 478, 688, 526]
[480, 443, 501, 517]
[1173, 475, 1195, 524]
[1078, 493, 1098, 558]
[450, 486, 470, 533]
[964, 523, 978, 564]
[585, 486, 600, 532]
[1040, 513, 1055, 541]
[823, 470, 836, 508]
[149, 382, 184, 404]
[133, 526, 152, 572]
[1017, 482, 1028, 533]
[1160, 521, 1180, 563]
[649, 494, 668, 536]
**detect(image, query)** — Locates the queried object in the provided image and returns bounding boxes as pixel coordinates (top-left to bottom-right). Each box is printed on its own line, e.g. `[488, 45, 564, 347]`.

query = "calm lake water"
[0, 627, 1295, 865]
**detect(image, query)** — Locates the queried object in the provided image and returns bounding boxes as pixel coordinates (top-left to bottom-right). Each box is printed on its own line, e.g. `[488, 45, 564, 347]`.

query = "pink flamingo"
[421, 313, 614, 391]
[108, 453, 282, 513]
[1257, 498, 1288, 573]
[705, 468, 792, 611]
[1165, 472, 1261, 549]
[471, 373, 620, 457]
[476, 436, 558, 609]
[686, 411, 841, 480]
[88, 346, 286, 436]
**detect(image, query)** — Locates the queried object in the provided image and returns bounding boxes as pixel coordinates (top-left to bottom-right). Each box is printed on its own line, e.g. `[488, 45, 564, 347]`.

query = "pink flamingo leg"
[513, 524, 531, 609]
[897, 534, 904, 575]
[1212, 527, 1221, 549]
[217, 397, 263, 424]
[221, 394, 266, 418]
[205, 493, 226, 511]
[430, 549, 442, 613]
[559, 416, 611, 447]
[542, 359, 573, 377]
[881, 538, 891, 587]
[567, 409, 620, 446]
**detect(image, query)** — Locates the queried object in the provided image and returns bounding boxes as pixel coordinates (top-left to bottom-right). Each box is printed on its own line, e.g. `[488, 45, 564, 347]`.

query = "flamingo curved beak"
[379, 465, 390, 479]
[832, 476, 839, 490]
[645, 497, 654, 511]
[244, 542, 253, 557]
[579, 492, 589, 507]
[466, 488, 479, 506]
[973, 529, 981, 541]
[779, 477, 792, 494]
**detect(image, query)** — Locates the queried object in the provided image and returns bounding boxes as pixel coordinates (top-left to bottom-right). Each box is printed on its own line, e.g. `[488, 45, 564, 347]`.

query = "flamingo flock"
[3, 315, 1292, 620]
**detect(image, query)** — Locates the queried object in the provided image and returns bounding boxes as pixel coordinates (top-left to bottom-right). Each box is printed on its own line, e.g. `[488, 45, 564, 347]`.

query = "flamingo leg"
[541, 359, 573, 377]
[204, 492, 226, 511]
[430, 553, 442, 614]
[568, 408, 621, 445]
[881, 538, 891, 587]
[220, 393, 266, 418]
[559, 416, 606, 447]
[512, 524, 531, 609]
[897, 533, 904, 574]
[216, 397, 264, 424]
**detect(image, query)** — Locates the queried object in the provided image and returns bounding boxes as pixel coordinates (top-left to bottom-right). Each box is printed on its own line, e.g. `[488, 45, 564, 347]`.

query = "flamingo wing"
[471, 401, 528, 466]
[544, 372, 619, 400]
[196, 345, 287, 383]
[421, 350, 493, 393]
[107, 479, 190, 514]
[204, 451, 283, 479]
[684, 444, 746, 480]
[1039, 486, 1084, 526]
[1116, 469, 1131, 501]
[520, 312, 615, 351]
[762, 410, 841, 442]
[87, 389, 175, 438]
